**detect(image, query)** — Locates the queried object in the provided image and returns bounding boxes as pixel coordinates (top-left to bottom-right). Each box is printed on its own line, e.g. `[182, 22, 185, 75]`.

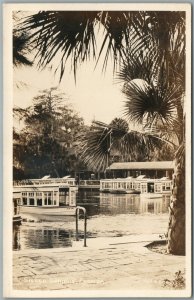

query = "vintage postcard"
[3, 3, 192, 298]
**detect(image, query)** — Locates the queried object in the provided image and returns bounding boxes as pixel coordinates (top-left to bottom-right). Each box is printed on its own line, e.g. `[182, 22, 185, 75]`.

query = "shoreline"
[13, 213, 185, 291]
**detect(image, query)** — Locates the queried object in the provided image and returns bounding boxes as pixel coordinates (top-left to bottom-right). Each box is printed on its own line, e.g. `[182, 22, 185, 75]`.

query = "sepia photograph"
[3, 3, 191, 298]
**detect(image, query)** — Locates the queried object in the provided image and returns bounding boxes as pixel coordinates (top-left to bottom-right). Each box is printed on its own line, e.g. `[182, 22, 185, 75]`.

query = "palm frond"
[76, 118, 171, 171]
[123, 79, 178, 126]
[13, 32, 32, 67]
[117, 44, 159, 85]
[21, 11, 133, 78]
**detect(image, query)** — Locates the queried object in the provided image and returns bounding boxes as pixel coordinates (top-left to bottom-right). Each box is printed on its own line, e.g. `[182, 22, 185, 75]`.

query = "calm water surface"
[13, 190, 171, 251]
[77, 190, 170, 216]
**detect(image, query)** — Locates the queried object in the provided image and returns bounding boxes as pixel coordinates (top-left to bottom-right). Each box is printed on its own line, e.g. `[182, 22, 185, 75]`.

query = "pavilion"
[106, 161, 174, 179]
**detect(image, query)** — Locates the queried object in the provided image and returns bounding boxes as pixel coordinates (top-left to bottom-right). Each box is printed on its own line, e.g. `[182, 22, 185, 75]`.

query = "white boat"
[100, 176, 172, 194]
[13, 177, 80, 222]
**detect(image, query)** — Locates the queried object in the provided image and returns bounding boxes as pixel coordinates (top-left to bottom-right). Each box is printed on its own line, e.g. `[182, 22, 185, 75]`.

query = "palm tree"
[76, 118, 166, 173]
[118, 19, 185, 254]
[18, 10, 186, 254]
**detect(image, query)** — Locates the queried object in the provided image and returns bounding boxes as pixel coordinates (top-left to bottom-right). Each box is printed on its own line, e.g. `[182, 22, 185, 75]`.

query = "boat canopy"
[136, 175, 146, 180]
[41, 175, 50, 180]
[160, 177, 170, 180]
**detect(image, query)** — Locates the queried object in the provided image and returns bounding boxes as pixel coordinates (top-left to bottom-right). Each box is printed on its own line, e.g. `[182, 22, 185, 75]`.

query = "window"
[37, 199, 42, 206]
[165, 182, 171, 190]
[59, 191, 66, 196]
[141, 184, 147, 193]
[53, 192, 57, 206]
[48, 195, 52, 205]
[29, 192, 34, 197]
[37, 192, 42, 206]
[155, 183, 161, 193]
[22, 198, 27, 205]
[44, 192, 53, 205]
[29, 198, 34, 205]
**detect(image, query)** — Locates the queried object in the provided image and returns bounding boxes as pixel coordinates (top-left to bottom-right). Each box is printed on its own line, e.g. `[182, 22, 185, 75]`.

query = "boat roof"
[13, 183, 70, 191]
[136, 175, 146, 180]
[107, 161, 174, 170]
[41, 175, 50, 180]
[160, 176, 170, 180]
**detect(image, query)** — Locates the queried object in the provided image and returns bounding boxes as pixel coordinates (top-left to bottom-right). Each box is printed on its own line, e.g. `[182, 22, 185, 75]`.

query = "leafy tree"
[13, 88, 86, 179]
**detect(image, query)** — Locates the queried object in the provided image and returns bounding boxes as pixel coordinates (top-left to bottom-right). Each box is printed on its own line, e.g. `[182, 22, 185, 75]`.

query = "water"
[13, 190, 171, 251]
[77, 190, 171, 216]
[13, 225, 72, 251]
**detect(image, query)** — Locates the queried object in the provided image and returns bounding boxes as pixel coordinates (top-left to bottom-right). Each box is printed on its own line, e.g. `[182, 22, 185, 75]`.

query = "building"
[106, 161, 174, 179]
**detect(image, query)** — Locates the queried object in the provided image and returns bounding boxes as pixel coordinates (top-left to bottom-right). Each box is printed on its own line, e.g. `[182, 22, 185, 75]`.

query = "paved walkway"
[13, 234, 185, 291]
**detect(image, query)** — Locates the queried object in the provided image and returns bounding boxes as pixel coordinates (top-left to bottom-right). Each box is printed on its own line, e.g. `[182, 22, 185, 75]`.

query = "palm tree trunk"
[167, 161, 185, 255]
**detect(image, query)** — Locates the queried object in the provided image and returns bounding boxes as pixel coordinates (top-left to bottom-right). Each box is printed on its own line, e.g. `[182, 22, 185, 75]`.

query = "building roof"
[107, 161, 174, 170]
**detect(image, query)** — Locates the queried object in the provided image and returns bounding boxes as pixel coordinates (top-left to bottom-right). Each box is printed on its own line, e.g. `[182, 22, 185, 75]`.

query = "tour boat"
[100, 177, 172, 195]
[13, 177, 78, 221]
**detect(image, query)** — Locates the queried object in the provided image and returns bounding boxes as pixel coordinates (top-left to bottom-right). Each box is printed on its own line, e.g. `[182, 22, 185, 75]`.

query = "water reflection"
[13, 226, 72, 251]
[77, 191, 171, 216]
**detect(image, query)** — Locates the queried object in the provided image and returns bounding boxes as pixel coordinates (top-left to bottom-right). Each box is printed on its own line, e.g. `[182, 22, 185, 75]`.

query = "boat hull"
[100, 189, 111, 193]
[19, 206, 77, 216]
[109, 189, 140, 195]
[140, 193, 162, 199]
[125, 189, 141, 194]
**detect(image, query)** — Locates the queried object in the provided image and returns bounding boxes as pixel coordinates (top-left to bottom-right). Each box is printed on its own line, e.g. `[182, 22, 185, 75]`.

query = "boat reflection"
[99, 193, 171, 215]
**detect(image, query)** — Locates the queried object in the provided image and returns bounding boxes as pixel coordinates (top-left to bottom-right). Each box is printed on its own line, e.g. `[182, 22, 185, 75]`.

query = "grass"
[163, 270, 185, 289]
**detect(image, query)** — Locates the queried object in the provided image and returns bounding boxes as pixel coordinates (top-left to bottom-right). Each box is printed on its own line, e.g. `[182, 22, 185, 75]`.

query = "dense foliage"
[13, 88, 86, 179]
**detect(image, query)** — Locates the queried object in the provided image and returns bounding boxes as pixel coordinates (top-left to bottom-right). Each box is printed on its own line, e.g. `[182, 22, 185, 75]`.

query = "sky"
[13, 10, 139, 129]
[14, 49, 127, 127]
